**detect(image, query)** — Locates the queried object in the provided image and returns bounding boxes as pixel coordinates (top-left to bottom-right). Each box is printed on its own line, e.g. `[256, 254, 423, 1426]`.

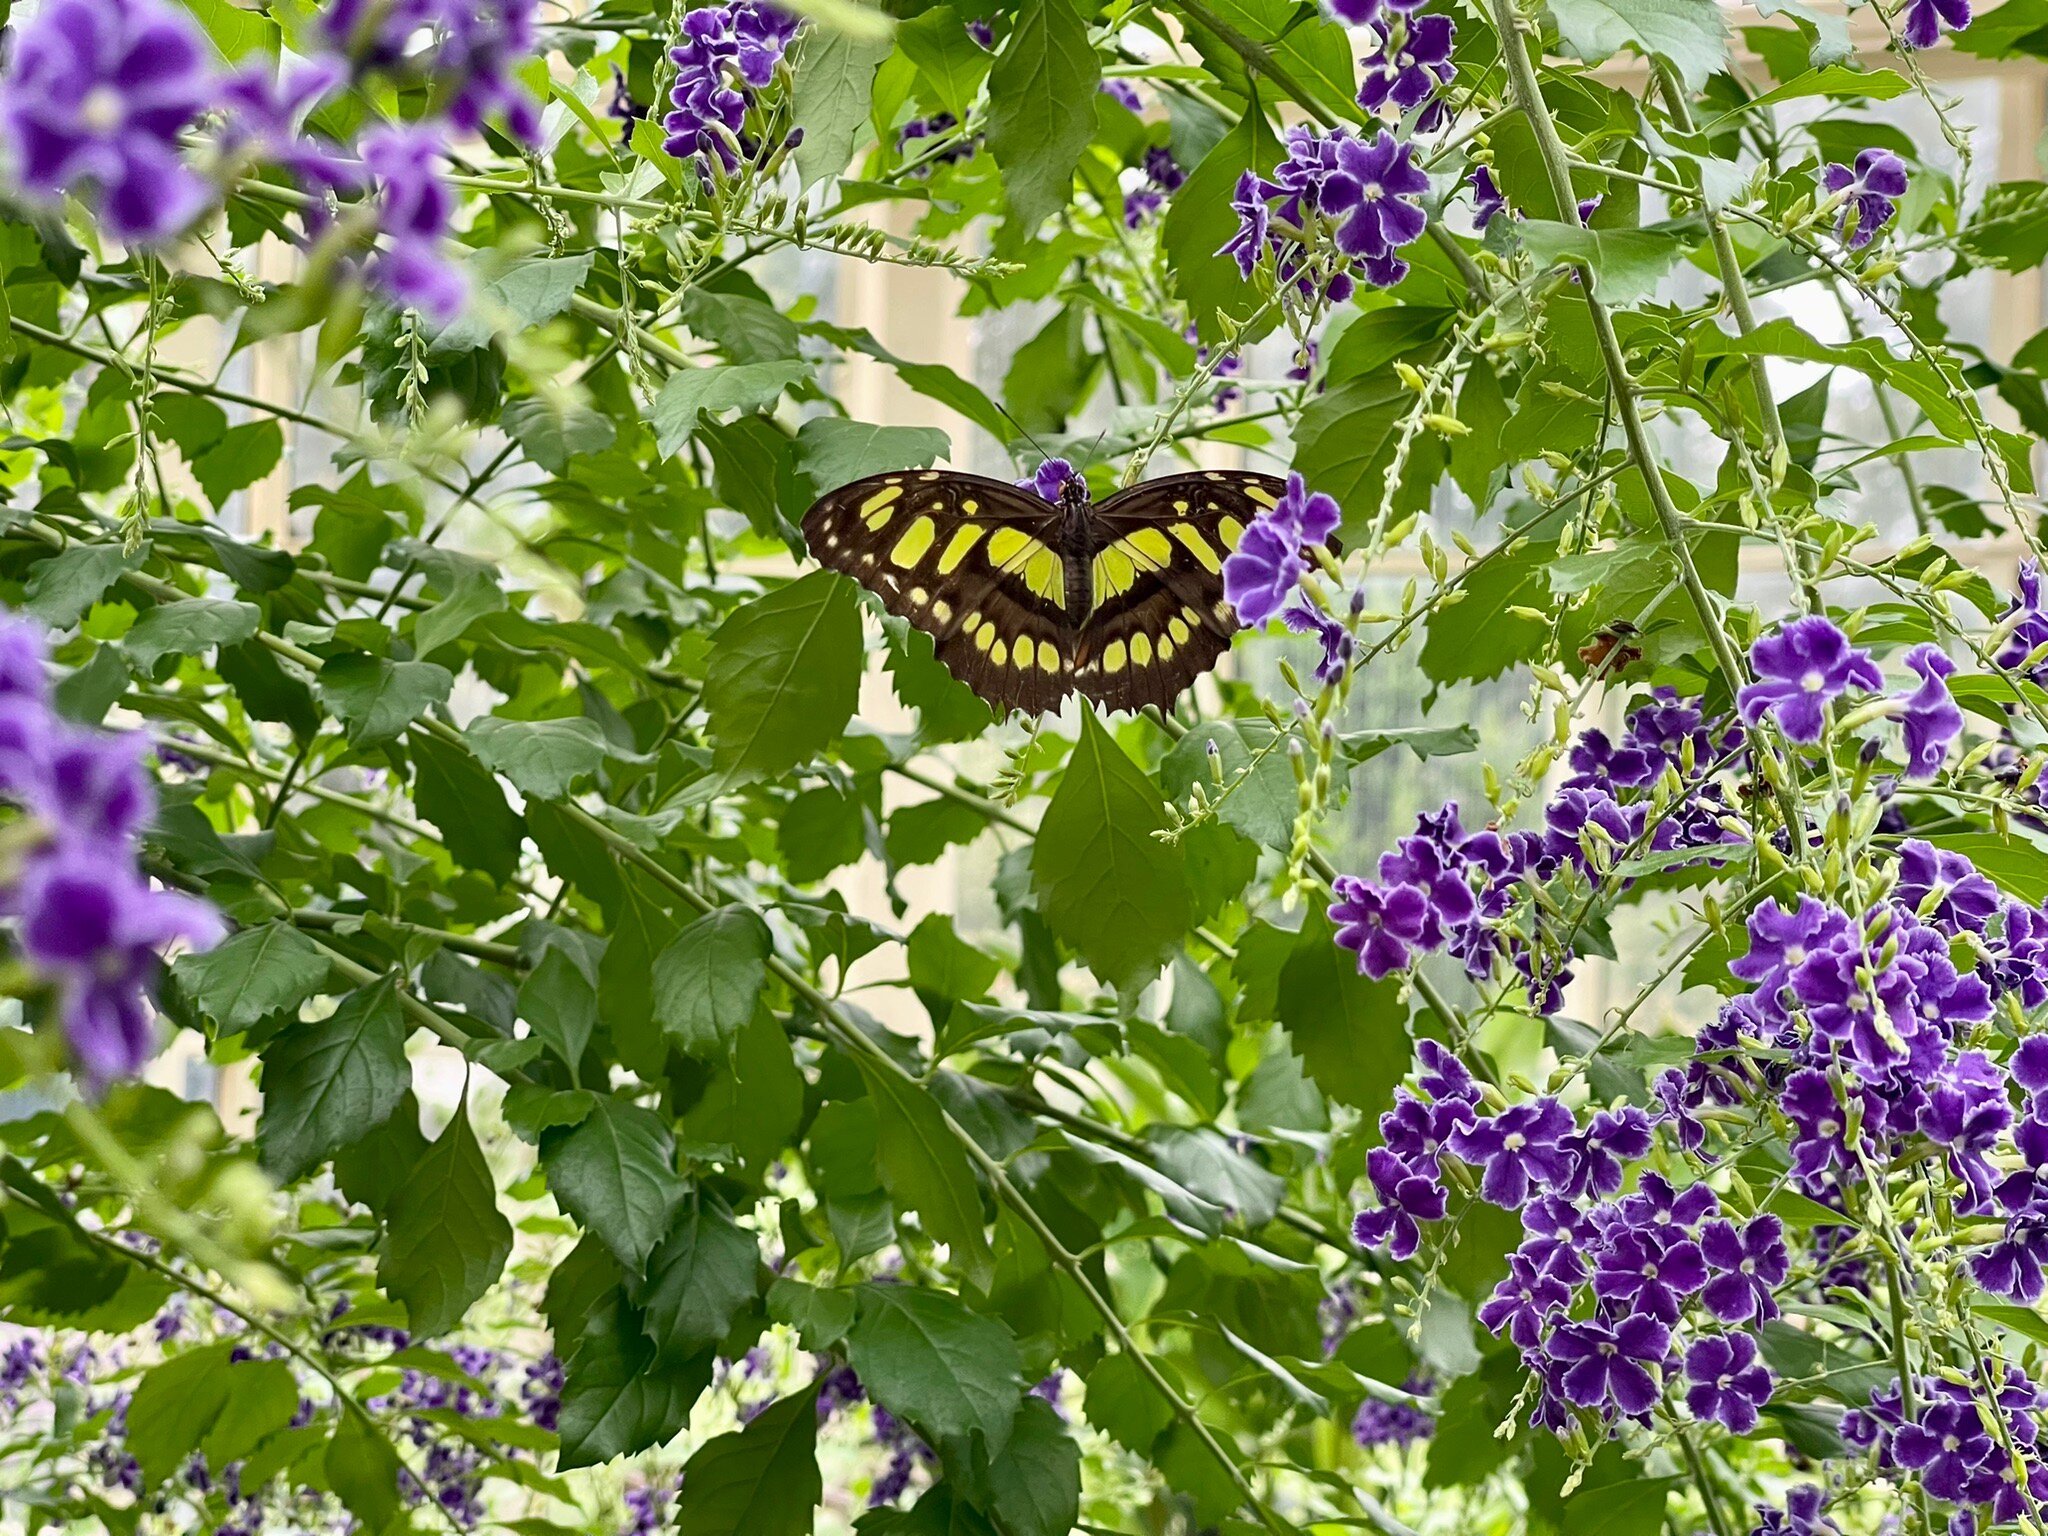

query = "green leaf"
[559, 1294, 714, 1468]
[194, 420, 284, 508]
[411, 735, 525, 884]
[899, 5, 994, 117]
[632, 1196, 762, 1365]
[23, 543, 142, 628]
[767, 1277, 857, 1351]
[651, 907, 773, 1059]
[1717, 63, 1908, 116]
[379, 1100, 512, 1338]
[1159, 720, 1299, 851]
[1520, 222, 1693, 308]
[857, 1057, 995, 1290]
[1163, 107, 1277, 342]
[1031, 707, 1189, 993]
[466, 714, 612, 800]
[674, 1382, 822, 1536]
[791, 26, 896, 188]
[519, 947, 598, 1078]
[173, 921, 330, 1032]
[257, 976, 411, 1181]
[983, 1398, 1081, 1536]
[1275, 910, 1409, 1113]
[984, 0, 1099, 228]
[651, 361, 816, 457]
[317, 654, 454, 749]
[540, 1095, 686, 1269]
[432, 253, 596, 353]
[704, 571, 863, 783]
[122, 597, 260, 673]
[846, 1283, 1023, 1454]
[1546, 0, 1729, 88]
[501, 395, 617, 473]
[1082, 1352, 1173, 1457]
[794, 417, 952, 491]
[325, 1410, 404, 1534]
[127, 1345, 297, 1485]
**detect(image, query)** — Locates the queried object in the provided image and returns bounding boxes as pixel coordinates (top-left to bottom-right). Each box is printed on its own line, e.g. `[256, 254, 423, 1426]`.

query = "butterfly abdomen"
[1062, 544, 1094, 625]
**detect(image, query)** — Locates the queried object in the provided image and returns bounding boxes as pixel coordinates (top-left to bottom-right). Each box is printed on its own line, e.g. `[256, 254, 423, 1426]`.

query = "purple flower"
[1780, 1068, 1864, 1189]
[1751, 1485, 1840, 1536]
[1329, 878, 1432, 979]
[1100, 79, 1143, 113]
[663, 2, 800, 170]
[1322, 129, 1430, 264]
[1821, 148, 1908, 248]
[1324, 0, 1425, 24]
[1685, 1332, 1773, 1434]
[1567, 1106, 1653, 1199]
[2000, 560, 2048, 680]
[1221, 170, 1274, 278]
[1471, 165, 1507, 228]
[1281, 600, 1351, 683]
[362, 128, 466, 324]
[1896, 644, 1962, 777]
[322, 0, 541, 140]
[1591, 1226, 1708, 1322]
[1350, 1379, 1434, 1447]
[1477, 1250, 1573, 1348]
[1698, 1215, 1789, 1324]
[1901, 0, 1971, 51]
[1547, 1314, 1669, 1417]
[1221, 472, 1337, 626]
[1897, 839, 2001, 932]
[1737, 616, 1884, 743]
[0, 0, 216, 241]
[965, 18, 994, 47]
[1448, 1097, 1576, 1208]
[1143, 146, 1184, 193]
[1357, 12, 1455, 133]
[1018, 458, 1087, 507]
[15, 850, 223, 1085]
[1352, 1148, 1447, 1260]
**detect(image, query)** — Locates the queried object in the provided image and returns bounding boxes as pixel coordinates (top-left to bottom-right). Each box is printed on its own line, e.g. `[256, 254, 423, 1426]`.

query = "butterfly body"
[801, 467, 1288, 715]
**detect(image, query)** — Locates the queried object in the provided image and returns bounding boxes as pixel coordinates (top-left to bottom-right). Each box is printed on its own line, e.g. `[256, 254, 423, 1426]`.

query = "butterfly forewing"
[800, 469, 1077, 714]
[1074, 471, 1287, 714]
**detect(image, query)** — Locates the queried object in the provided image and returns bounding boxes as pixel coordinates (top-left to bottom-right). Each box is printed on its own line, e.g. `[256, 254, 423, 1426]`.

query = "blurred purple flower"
[0, 0, 215, 241]
[1896, 644, 1962, 777]
[363, 128, 466, 323]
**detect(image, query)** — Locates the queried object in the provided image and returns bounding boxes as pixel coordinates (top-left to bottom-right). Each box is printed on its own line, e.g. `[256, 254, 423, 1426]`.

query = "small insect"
[800, 466, 1291, 715]
[1578, 621, 1643, 678]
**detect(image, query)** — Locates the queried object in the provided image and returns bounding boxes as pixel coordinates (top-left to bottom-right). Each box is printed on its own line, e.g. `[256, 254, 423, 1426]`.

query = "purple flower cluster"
[1332, 689, 1742, 992]
[0, 0, 216, 242]
[1324, 0, 1426, 26]
[1350, 1378, 1434, 1448]
[1357, 10, 1455, 133]
[663, 2, 802, 172]
[1820, 148, 1908, 249]
[1221, 472, 1340, 628]
[1845, 1370, 2048, 1523]
[1221, 126, 1430, 300]
[0, 619, 222, 1085]
[1125, 145, 1185, 226]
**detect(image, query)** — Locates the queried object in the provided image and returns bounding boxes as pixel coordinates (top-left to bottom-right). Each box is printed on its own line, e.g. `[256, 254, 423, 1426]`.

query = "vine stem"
[1485, 0, 1809, 846]
[1676, 1425, 1739, 1536]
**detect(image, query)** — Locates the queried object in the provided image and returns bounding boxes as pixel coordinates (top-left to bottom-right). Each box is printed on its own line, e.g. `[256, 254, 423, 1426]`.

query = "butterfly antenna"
[990, 398, 1055, 469]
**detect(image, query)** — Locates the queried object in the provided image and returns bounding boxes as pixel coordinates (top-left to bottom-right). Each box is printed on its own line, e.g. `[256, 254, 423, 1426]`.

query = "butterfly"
[800, 467, 1289, 715]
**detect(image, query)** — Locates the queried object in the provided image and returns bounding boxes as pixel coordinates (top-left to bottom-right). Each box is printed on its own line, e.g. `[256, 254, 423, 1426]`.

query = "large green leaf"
[791, 26, 896, 188]
[984, 0, 1099, 228]
[631, 1196, 761, 1364]
[651, 907, 772, 1059]
[983, 1398, 1081, 1536]
[673, 1382, 822, 1536]
[857, 1057, 995, 1290]
[378, 1100, 512, 1338]
[122, 597, 260, 674]
[410, 734, 525, 884]
[465, 714, 613, 800]
[1546, 0, 1728, 87]
[704, 571, 863, 783]
[257, 976, 411, 1182]
[317, 655, 454, 749]
[651, 361, 816, 457]
[126, 1345, 298, 1485]
[540, 1095, 686, 1269]
[1031, 707, 1188, 993]
[173, 921, 330, 1033]
[793, 418, 952, 492]
[325, 1410, 405, 1534]
[1275, 910, 1410, 1113]
[1520, 223, 1693, 308]
[560, 1295, 714, 1468]
[846, 1283, 1024, 1455]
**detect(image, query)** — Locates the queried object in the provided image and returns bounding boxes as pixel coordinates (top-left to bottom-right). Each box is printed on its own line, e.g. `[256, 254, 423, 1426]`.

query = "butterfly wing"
[1074, 470, 1288, 715]
[800, 469, 1078, 715]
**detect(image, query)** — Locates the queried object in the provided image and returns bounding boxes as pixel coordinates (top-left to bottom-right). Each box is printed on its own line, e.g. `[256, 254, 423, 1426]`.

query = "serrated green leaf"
[1547, 0, 1728, 88]
[466, 714, 612, 801]
[540, 1095, 685, 1269]
[674, 1382, 822, 1536]
[122, 597, 260, 673]
[984, 0, 1098, 228]
[704, 571, 863, 783]
[173, 922, 330, 1033]
[317, 654, 454, 749]
[651, 907, 772, 1058]
[379, 1100, 512, 1338]
[257, 976, 411, 1181]
[846, 1283, 1023, 1454]
[632, 1196, 761, 1364]
[1031, 707, 1188, 993]
[791, 26, 896, 188]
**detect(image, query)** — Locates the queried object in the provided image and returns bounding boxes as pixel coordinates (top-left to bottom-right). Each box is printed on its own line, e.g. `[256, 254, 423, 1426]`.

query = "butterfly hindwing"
[1075, 471, 1285, 713]
[800, 469, 1077, 714]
